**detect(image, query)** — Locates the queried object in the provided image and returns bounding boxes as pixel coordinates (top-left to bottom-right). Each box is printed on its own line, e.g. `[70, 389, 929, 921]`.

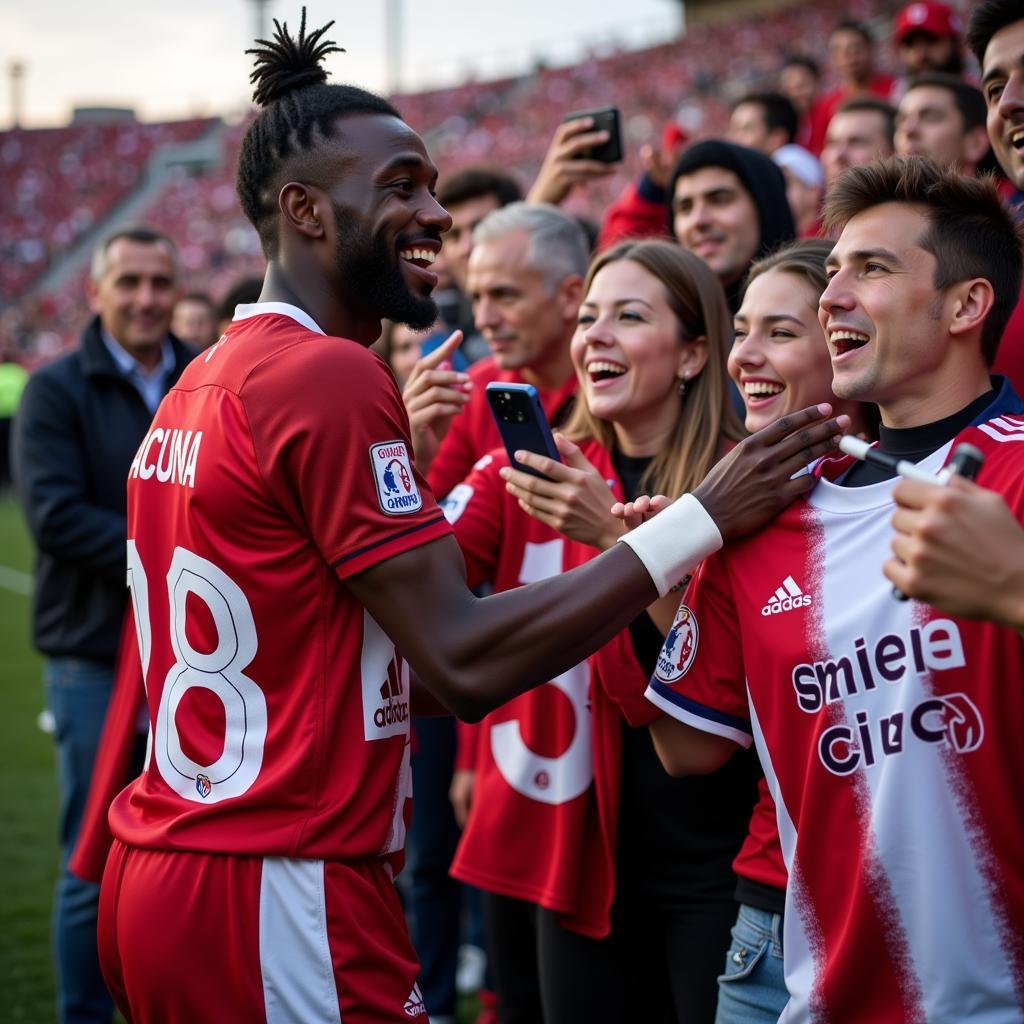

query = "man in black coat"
[11, 226, 195, 1024]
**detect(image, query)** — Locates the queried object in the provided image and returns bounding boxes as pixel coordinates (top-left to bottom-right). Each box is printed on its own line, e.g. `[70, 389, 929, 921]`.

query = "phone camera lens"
[516, 411, 526, 423]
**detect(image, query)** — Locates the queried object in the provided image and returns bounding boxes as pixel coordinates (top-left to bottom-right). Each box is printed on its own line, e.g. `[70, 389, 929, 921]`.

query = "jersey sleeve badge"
[655, 604, 699, 683]
[370, 441, 423, 515]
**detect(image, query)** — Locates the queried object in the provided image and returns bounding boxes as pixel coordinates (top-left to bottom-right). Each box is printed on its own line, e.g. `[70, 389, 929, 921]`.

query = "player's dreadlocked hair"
[237, 8, 401, 258]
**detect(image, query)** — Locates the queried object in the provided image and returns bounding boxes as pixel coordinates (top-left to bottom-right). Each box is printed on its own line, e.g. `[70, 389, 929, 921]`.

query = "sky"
[2, 0, 680, 129]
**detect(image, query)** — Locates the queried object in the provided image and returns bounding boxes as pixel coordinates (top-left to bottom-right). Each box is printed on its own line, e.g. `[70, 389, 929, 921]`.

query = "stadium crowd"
[8, 0, 1024, 1022]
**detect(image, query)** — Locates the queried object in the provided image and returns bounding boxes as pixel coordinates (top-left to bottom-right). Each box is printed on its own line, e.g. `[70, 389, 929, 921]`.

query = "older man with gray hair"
[11, 226, 194, 1024]
[405, 201, 589, 499]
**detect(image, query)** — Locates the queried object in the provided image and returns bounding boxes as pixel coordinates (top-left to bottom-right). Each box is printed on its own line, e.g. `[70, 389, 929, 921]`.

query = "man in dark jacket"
[11, 226, 194, 1024]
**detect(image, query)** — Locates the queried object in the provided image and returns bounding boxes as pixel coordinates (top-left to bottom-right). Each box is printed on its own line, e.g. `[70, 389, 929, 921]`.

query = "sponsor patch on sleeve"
[370, 441, 423, 515]
[654, 604, 699, 683]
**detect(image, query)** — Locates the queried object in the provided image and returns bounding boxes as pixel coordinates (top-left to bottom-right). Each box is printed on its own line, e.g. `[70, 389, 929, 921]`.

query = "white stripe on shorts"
[259, 858, 342, 1024]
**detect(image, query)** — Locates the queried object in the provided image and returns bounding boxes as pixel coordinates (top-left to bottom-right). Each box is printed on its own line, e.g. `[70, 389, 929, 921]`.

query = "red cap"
[894, 2, 962, 43]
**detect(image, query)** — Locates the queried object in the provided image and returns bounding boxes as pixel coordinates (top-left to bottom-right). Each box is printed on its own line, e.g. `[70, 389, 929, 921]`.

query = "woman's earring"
[678, 372, 689, 397]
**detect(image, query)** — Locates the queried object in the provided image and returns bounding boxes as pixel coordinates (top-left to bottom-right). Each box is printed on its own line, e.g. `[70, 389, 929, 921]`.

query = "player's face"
[88, 238, 179, 361]
[572, 259, 707, 446]
[444, 194, 501, 292]
[821, 111, 894, 187]
[731, 269, 837, 433]
[820, 203, 949, 426]
[673, 167, 761, 288]
[467, 230, 578, 372]
[323, 114, 451, 330]
[895, 86, 971, 166]
[981, 18, 1024, 190]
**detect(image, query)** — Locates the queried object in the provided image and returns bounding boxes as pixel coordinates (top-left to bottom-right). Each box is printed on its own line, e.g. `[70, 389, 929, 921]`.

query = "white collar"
[232, 301, 325, 336]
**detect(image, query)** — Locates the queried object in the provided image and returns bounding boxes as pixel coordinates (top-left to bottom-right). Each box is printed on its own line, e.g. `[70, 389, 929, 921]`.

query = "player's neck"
[259, 263, 380, 345]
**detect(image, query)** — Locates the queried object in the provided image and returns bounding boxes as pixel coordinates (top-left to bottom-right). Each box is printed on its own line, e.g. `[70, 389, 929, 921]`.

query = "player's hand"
[526, 117, 618, 206]
[449, 769, 476, 828]
[499, 434, 624, 550]
[884, 474, 1024, 630]
[402, 330, 469, 471]
[693, 404, 850, 541]
[610, 494, 672, 530]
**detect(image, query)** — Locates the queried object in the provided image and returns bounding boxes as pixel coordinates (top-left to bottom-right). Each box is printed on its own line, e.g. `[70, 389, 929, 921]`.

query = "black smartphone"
[485, 382, 562, 478]
[562, 105, 623, 164]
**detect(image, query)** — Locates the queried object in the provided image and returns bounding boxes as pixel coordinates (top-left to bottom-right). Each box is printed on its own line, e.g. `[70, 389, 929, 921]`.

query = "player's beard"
[332, 204, 438, 330]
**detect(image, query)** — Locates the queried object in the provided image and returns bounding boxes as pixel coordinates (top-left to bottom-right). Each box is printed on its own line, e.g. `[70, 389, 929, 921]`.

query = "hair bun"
[246, 7, 345, 108]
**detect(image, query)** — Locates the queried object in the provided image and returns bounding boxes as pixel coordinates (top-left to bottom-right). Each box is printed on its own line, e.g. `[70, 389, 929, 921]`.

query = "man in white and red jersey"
[645, 156, 1024, 1022]
[404, 201, 585, 500]
[95, 14, 850, 1024]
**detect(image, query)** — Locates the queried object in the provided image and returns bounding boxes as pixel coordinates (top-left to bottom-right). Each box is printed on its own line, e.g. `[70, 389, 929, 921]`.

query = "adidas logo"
[374, 660, 409, 730]
[761, 576, 812, 616]
[404, 983, 427, 1017]
[379, 662, 403, 702]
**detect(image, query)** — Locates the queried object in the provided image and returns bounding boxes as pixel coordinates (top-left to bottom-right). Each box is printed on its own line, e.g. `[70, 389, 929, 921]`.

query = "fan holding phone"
[448, 239, 764, 1023]
[526, 107, 624, 207]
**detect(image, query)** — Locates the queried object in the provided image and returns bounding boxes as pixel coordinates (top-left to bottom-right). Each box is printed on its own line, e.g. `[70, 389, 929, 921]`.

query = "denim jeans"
[714, 903, 789, 1024]
[44, 656, 116, 1024]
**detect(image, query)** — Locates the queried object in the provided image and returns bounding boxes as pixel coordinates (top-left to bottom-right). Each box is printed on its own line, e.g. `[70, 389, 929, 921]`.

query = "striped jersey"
[647, 394, 1024, 1022]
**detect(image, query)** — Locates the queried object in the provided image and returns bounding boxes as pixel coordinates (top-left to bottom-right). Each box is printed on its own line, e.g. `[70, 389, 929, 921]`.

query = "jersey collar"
[232, 302, 325, 336]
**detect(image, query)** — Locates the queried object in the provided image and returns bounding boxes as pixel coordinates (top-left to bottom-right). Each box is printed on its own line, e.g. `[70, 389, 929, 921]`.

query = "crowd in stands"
[11, 1, 1024, 1022]
[1, 0, 895, 363]
[0, 117, 212, 302]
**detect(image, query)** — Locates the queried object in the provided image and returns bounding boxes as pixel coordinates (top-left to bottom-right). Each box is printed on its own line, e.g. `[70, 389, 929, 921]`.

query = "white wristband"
[616, 493, 722, 597]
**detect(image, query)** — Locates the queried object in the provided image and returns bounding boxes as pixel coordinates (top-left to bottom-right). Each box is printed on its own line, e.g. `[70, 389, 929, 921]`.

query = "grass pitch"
[0, 496, 482, 1024]
[0, 495, 57, 1022]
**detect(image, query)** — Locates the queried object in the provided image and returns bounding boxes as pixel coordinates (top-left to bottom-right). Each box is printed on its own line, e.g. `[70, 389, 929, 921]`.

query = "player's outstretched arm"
[348, 405, 848, 720]
[885, 474, 1024, 632]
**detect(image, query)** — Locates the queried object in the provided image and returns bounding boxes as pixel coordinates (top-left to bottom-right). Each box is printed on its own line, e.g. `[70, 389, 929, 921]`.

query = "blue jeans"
[714, 903, 788, 1024]
[45, 656, 117, 1024]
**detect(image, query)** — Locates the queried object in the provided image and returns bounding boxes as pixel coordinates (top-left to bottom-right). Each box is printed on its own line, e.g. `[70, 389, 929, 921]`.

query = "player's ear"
[279, 182, 325, 241]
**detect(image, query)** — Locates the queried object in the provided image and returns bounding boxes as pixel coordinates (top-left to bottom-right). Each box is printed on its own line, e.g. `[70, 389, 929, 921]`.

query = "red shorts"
[99, 840, 427, 1023]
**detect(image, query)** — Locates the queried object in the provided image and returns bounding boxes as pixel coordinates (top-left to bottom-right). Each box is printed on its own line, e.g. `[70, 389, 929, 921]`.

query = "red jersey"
[647, 396, 1024, 1021]
[110, 304, 451, 865]
[732, 779, 787, 894]
[426, 356, 577, 500]
[819, 74, 898, 132]
[444, 441, 636, 938]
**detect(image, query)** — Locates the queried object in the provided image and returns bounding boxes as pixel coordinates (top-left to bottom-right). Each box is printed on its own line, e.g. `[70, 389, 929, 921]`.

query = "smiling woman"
[731, 238, 870, 437]
[484, 239, 758, 1023]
